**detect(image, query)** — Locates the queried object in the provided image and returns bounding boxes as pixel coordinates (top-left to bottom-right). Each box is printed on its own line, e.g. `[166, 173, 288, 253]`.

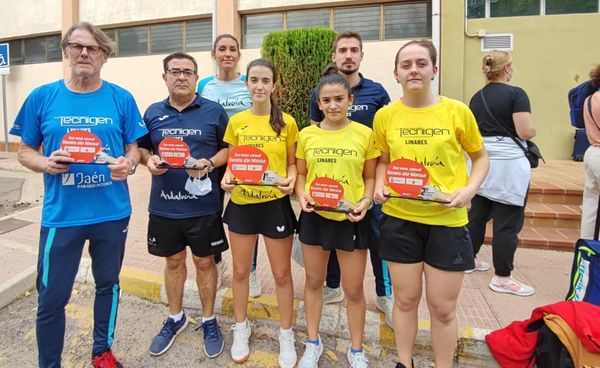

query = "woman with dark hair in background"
[466, 51, 537, 297]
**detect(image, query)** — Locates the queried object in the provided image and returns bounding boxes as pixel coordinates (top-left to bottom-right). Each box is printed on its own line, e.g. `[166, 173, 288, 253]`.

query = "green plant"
[261, 27, 337, 129]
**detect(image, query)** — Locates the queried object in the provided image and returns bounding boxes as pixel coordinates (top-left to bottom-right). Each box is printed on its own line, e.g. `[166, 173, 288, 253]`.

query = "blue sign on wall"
[0, 43, 9, 68]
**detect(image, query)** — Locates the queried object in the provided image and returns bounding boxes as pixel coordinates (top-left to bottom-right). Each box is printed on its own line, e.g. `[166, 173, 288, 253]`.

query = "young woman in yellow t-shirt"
[295, 73, 380, 368]
[373, 40, 489, 368]
[221, 59, 298, 367]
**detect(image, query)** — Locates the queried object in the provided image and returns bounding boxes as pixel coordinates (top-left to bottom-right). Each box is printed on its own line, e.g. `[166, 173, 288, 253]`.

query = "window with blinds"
[287, 9, 330, 29]
[242, 1, 432, 48]
[24, 38, 46, 64]
[150, 23, 182, 54]
[117, 27, 148, 56]
[385, 2, 431, 39]
[468, 0, 598, 17]
[334, 6, 380, 41]
[186, 20, 212, 52]
[243, 13, 284, 49]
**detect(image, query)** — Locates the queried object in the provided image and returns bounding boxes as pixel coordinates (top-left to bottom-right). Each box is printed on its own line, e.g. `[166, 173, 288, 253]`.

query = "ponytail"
[482, 51, 511, 81]
[269, 96, 285, 136]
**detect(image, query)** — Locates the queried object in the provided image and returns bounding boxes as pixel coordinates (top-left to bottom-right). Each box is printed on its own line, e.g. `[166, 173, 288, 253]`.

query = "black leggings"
[466, 194, 526, 277]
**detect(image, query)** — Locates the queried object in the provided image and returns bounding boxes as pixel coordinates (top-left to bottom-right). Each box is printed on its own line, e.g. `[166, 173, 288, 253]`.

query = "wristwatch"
[207, 158, 215, 172]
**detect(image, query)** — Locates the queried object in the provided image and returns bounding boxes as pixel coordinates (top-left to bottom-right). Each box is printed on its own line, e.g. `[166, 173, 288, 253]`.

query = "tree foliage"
[261, 28, 337, 129]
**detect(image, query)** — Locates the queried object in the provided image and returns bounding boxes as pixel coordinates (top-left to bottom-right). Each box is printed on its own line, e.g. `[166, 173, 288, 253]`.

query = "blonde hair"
[482, 51, 511, 81]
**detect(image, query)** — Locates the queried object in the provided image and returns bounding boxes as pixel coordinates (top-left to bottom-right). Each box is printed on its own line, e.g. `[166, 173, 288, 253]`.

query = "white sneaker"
[230, 321, 251, 363]
[489, 275, 535, 296]
[375, 296, 393, 329]
[249, 270, 262, 298]
[465, 258, 491, 274]
[298, 337, 323, 368]
[215, 260, 224, 290]
[278, 328, 297, 368]
[322, 286, 344, 305]
[347, 349, 369, 368]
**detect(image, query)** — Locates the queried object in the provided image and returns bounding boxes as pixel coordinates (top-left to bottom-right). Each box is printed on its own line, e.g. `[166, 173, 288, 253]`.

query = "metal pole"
[2, 75, 8, 154]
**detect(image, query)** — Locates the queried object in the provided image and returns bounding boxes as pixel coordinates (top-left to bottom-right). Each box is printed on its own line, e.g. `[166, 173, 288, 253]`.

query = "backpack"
[568, 81, 597, 128]
[533, 323, 575, 368]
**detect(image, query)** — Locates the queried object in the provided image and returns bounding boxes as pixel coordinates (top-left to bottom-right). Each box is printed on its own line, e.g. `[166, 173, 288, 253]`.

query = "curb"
[0, 264, 36, 310]
[76, 262, 495, 364]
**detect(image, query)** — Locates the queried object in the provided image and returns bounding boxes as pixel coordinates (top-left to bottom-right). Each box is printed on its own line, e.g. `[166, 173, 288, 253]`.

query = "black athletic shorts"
[223, 196, 298, 239]
[299, 211, 371, 252]
[378, 214, 475, 272]
[147, 213, 229, 258]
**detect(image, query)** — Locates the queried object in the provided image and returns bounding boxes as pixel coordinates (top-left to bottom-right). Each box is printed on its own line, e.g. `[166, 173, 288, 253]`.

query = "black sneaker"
[149, 314, 189, 356]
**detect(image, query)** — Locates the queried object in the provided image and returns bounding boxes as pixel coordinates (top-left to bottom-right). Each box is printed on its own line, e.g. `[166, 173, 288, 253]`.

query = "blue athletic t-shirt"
[310, 74, 390, 128]
[10, 80, 148, 228]
[197, 75, 251, 117]
[139, 95, 228, 219]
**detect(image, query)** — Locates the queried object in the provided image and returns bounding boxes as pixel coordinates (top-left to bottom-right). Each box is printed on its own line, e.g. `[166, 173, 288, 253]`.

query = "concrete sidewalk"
[0, 153, 579, 365]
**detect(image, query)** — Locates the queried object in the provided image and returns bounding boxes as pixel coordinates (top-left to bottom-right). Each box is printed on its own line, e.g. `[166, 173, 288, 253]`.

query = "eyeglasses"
[166, 69, 196, 78]
[67, 42, 104, 55]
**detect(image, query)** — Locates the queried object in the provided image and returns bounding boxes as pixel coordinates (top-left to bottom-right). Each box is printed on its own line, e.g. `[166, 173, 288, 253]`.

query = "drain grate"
[0, 218, 33, 235]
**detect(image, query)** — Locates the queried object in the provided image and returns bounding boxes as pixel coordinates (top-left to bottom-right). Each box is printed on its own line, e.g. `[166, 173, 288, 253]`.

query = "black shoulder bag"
[479, 90, 545, 168]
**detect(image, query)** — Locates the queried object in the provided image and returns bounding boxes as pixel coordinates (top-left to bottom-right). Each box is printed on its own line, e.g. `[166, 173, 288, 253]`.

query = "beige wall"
[79, 0, 211, 26]
[439, 0, 465, 100]
[458, 13, 600, 160]
[1, 0, 61, 38]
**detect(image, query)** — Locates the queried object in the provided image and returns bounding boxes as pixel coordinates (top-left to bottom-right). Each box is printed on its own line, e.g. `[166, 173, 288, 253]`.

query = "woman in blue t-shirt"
[197, 34, 261, 297]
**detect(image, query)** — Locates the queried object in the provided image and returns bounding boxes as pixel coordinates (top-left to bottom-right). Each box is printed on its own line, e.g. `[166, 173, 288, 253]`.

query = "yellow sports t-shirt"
[296, 122, 380, 221]
[373, 97, 483, 227]
[224, 109, 298, 205]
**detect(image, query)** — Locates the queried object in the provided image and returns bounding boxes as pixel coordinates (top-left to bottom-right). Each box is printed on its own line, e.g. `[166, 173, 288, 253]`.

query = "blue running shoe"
[149, 314, 188, 356]
[200, 318, 224, 358]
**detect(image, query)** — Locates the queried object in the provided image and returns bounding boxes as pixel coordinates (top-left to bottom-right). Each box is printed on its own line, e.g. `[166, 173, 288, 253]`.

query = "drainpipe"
[212, 0, 217, 75]
[432, 0, 441, 94]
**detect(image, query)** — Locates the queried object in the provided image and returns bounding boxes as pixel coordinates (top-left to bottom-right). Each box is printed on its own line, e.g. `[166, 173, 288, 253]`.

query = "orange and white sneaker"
[489, 275, 535, 296]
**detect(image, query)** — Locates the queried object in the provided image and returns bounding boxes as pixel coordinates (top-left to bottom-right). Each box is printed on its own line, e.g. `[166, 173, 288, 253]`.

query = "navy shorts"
[378, 214, 475, 271]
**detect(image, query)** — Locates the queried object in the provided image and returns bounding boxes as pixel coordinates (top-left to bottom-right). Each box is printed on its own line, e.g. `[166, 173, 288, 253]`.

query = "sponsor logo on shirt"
[306, 147, 358, 157]
[159, 128, 202, 137]
[241, 135, 284, 143]
[397, 127, 451, 146]
[61, 172, 112, 189]
[398, 127, 451, 137]
[218, 98, 251, 109]
[160, 189, 198, 200]
[348, 104, 369, 114]
[57, 115, 113, 127]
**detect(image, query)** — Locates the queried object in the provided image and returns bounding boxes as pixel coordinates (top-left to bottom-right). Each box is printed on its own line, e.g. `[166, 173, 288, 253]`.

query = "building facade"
[0, 0, 599, 158]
